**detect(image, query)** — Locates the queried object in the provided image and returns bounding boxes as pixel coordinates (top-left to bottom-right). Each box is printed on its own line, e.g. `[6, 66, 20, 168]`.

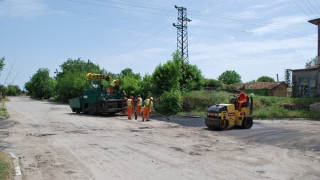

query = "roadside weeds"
[0, 99, 15, 180]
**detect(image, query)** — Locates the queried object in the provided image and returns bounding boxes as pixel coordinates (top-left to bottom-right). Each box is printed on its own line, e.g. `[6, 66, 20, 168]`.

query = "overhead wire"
[190, 11, 309, 29]
[103, 14, 170, 60]
[94, 0, 173, 13]
[306, 0, 320, 15]
[4, 57, 17, 86]
[48, 0, 317, 59]
[292, 0, 312, 19]
[103, 23, 170, 61]
[67, 0, 174, 16]
[301, 0, 318, 17]
[315, 0, 320, 8]
[58, 0, 312, 41]
[309, 0, 320, 15]
[67, 0, 308, 29]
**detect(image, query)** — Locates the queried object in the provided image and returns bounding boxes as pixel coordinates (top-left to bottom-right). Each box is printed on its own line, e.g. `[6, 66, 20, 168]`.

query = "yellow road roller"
[205, 94, 253, 130]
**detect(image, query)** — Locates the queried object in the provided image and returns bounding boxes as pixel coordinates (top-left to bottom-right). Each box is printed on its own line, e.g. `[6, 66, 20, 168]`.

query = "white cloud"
[249, 16, 308, 36]
[138, 47, 167, 56]
[188, 35, 316, 81]
[0, 0, 46, 18]
[188, 18, 203, 26]
[191, 35, 315, 61]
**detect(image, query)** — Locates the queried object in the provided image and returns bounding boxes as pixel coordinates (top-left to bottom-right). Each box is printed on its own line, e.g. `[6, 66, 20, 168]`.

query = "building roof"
[292, 65, 319, 71]
[309, 18, 320, 25]
[234, 82, 288, 90]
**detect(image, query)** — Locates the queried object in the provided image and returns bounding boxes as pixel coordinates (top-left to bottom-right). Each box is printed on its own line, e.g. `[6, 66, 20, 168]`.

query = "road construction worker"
[127, 96, 134, 120]
[110, 79, 119, 94]
[238, 91, 247, 110]
[142, 97, 153, 121]
[135, 95, 143, 119]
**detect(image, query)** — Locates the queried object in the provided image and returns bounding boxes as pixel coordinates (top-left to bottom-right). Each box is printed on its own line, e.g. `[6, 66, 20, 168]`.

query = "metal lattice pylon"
[173, 5, 191, 65]
[285, 69, 291, 85]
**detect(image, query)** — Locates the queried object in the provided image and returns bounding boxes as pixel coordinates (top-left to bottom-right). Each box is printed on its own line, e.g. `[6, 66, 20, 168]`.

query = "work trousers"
[143, 107, 150, 120]
[110, 86, 114, 94]
[136, 105, 142, 116]
[127, 106, 133, 119]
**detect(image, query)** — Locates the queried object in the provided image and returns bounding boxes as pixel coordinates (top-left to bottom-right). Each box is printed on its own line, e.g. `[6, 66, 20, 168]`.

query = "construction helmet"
[150, 97, 153, 100]
[130, 96, 134, 99]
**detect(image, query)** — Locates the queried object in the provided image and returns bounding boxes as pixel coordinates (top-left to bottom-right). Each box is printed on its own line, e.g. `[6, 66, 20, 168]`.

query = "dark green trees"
[24, 68, 56, 99]
[55, 58, 101, 101]
[218, 70, 242, 85]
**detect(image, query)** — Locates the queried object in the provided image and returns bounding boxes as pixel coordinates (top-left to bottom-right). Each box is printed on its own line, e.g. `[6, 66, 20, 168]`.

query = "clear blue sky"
[1, 0, 319, 89]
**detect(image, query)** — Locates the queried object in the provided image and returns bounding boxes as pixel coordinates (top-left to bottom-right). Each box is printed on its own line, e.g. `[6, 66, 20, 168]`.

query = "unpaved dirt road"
[2, 96, 320, 179]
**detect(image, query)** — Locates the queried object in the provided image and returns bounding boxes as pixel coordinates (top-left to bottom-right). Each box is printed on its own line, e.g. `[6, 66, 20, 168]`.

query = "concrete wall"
[292, 68, 320, 97]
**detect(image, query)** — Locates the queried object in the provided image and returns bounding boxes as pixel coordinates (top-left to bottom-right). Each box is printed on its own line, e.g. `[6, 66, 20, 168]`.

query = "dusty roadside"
[2, 96, 320, 179]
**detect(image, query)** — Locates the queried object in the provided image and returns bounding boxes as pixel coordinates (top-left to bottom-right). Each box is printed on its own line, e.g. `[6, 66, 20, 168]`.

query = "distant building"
[292, 65, 320, 97]
[291, 18, 320, 98]
[234, 82, 289, 97]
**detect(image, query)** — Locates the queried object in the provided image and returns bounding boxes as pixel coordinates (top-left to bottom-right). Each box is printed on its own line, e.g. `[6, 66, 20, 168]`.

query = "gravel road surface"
[2, 96, 320, 179]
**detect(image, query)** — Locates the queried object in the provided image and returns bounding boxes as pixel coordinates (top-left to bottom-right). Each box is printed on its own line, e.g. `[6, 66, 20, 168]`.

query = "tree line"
[24, 52, 276, 114]
[0, 57, 23, 97]
[1, 52, 278, 114]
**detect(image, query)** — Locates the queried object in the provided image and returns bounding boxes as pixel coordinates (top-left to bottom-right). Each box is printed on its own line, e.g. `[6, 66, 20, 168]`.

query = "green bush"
[225, 84, 236, 90]
[5, 85, 22, 96]
[157, 90, 182, 115]
[24, 68, 56, 99]
[245, 89, 268, 96]
[55, 58, 102, 102]
[180, 90, 320, 119]
[182, 91, 230, 112]
[205, 79, 223, 90]
[218, 70, 241, 85]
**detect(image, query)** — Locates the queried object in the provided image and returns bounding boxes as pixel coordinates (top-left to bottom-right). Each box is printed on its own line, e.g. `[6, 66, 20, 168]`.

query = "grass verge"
[0, 99, 14, 180]
[181, 90, 320, 119]
[0, 151, 14, 180]
[0, 99, 9, 119]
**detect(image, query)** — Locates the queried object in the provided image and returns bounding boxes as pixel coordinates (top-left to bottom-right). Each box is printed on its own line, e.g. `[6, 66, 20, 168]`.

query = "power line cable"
[103, 14, 169, 60]
[67, 0, 308, 29]
[189, 9, 308, 28]
[191, 12, 308, 29]
[49, 6, 169, 24]
[306, 0, 320, 15]
[301, 0, 318, 17]
[47, 1, 316, 53]
[104, 23, 169, 61]
[94, 0, 173, 13]
[9, 72, 19, 86]
[4, 57, 17, 86]
[67, 0, 174, 16]
[292, 0, 312, 19]
[314, 0, 320, 7]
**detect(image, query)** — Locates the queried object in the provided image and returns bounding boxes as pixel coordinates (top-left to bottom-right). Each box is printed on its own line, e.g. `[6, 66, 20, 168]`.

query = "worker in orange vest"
[110, 79, 119, 94]
[135, 95, 143, 120]
[142, 97, 153, 121]
[238, 91, 247, 110]
[127, 96, 134, 120]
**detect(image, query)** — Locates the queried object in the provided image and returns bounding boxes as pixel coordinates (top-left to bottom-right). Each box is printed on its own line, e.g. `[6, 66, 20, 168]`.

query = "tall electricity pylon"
[173, 5, 191, 66]
[285, 69, 292, 85]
